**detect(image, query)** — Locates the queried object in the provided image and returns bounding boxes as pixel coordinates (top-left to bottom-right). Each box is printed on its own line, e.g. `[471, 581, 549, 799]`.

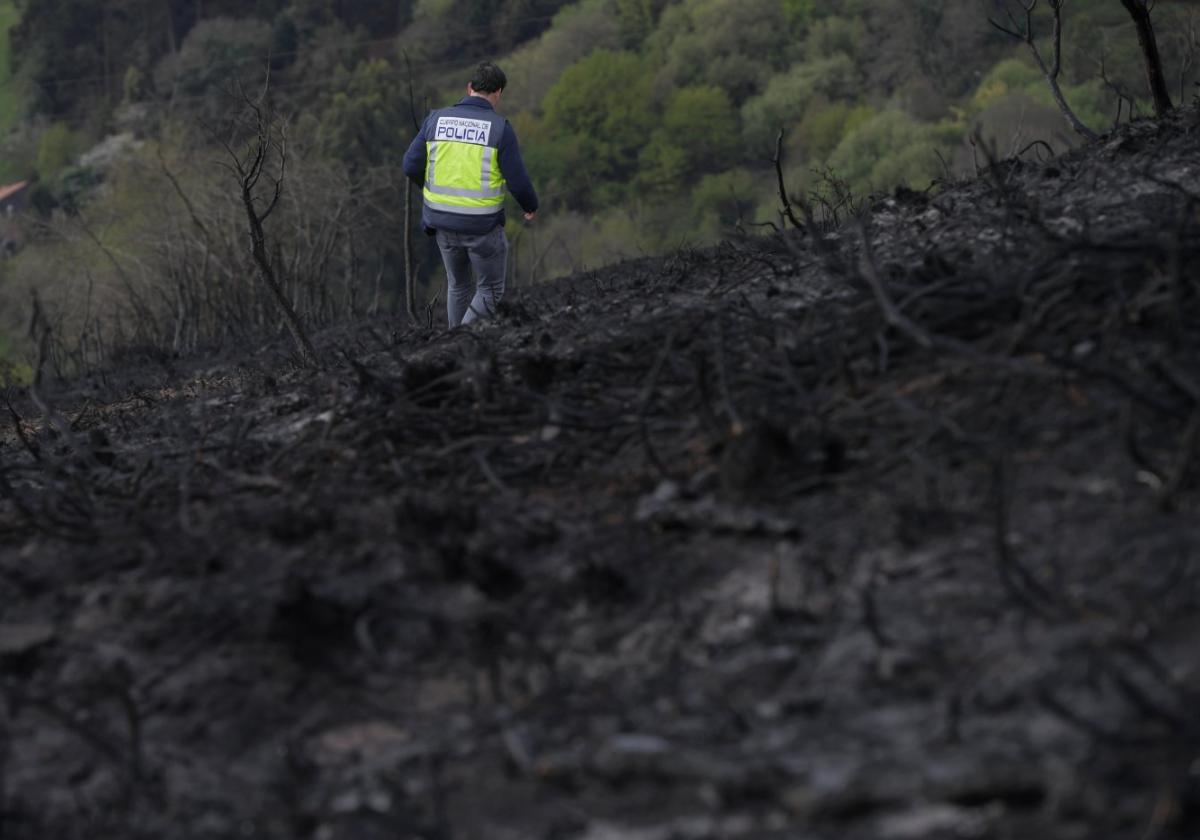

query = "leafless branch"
[1120, 0, 1175, 116]
[773, 129, 805, 231]
[222, 84, 319, 367]
[987, 0, 1099, 141]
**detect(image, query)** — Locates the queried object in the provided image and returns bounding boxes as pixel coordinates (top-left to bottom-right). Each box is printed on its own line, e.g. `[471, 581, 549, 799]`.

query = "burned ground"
[2, 111, 1200, 840]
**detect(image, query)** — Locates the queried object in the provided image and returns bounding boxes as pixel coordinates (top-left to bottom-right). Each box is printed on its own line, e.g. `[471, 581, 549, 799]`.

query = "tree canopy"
[0, 0, 1196, 356]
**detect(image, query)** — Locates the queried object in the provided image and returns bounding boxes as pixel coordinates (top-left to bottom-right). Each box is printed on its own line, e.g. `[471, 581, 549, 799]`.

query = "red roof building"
[0, 181, 30, 257]
[0, 180, 30, 215]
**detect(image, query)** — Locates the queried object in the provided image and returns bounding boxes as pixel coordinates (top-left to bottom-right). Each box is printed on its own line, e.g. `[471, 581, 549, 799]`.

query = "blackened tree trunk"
[404, 179, 417, 323]
[1120, 0, 1174, 117]
[221, 93, 319, 368]
[163, 0, 177, 54]
[403, 51, 422, 325]
[988, 1, 1099, 142]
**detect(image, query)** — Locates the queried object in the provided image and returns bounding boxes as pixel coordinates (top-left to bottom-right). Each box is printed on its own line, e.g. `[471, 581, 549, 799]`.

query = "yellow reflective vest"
[423, 105, 508, 217]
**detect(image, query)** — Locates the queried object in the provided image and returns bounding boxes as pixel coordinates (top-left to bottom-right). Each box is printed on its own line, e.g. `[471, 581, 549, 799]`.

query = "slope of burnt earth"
[2, 111, 1199, 840]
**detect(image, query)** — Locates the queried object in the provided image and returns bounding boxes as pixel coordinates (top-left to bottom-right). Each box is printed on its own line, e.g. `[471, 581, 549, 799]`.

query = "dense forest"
[0, 0, 1197, 379]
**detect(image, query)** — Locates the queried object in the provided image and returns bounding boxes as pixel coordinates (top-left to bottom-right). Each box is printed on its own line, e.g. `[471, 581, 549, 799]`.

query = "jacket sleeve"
[402, 115, 430, 187]
[498, 121, 539, 214]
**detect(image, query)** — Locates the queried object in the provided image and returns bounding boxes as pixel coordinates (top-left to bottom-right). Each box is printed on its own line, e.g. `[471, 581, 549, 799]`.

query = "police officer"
[403, 61, 539, 327]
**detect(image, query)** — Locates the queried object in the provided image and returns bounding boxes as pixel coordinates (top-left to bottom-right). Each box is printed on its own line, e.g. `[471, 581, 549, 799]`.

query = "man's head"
[467, 61, 507, 107]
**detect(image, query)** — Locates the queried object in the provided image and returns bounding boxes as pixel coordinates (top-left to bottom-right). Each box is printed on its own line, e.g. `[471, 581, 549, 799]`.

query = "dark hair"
[470, 61, 507, 94]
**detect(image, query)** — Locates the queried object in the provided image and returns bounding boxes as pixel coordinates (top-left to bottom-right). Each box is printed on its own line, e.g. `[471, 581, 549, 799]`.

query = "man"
[403, 61, 539, 327]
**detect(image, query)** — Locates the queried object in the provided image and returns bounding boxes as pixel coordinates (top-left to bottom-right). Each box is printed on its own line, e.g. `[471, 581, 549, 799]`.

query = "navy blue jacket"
[403, 96, 539, 234]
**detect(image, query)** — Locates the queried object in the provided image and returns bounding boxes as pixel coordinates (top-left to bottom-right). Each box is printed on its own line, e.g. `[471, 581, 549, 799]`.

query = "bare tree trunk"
[239, 182, 318, 366]
[102, 9, 113, 103]
[774, 129, 804, 231]
[403, 51, 422, 326]
[1120, 0, 1174, 117]
[1036, 1, 1098, 140]
[164, 0, 177, 54]
[1029, 47, 1099, 140]
[221, 93, 319, 367]
[404, 179, 418, 323]
[989, 1, 1099, 142]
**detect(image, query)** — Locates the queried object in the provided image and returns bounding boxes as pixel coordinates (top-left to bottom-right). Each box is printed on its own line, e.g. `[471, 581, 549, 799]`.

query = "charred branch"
[219, 85, 319, 368]
[988, 0, 1100, 141]
[1119, 0, 1175, 117]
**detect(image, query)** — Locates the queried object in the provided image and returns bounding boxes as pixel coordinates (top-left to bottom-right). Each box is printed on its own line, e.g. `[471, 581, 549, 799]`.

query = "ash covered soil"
[3, 112, 1200, 840]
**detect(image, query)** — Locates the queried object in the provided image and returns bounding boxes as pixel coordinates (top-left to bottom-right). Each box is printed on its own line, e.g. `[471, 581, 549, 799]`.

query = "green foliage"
[614, 0, 665, 46]
[667, 86, 740, 169]
[639, 85, 739, 192]
[414, 0, 455, 18]
[649, 0, 794, 102]
[794, 101, 874, 163]
[638, 138, 688, 194]
[0, 0, 20, 134]
[154, 17, 273, 109]
[972, 58, 1043, 110]
[970, 93, 1074, 158]
[1060, 0, 1142, 86]
[0, 331, 32, 386]
[540, 49, 653, 206]
[404, 0, 573, 63]
[805, 15, 865, 61]
[2, 0, 1197, 317]
[970, 57, 1111, 136]
[10, 0, 183, 116]
[1056, 79, 1111, 133]
[316, 59, 410, 170]
[500, 0, 622, 114]
[781, 0, 815, 34]
[690, 167, 758, 239]
[35, 121, 82, 179]
[741, 54, 859, 154]
[827, 110, 948, 194]
[122, 65, 147, 103]
[29, 164, 102, 215]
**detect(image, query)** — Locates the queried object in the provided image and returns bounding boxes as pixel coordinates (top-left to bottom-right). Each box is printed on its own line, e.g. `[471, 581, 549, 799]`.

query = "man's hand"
[524, 211, 537, 221]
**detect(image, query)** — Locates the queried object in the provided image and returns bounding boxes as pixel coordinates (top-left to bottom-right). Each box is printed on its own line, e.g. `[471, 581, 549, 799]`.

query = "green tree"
[793, 100, 874, 163]
[0, 0, 21, 134]
[540, 49, 653, 206]
[690, 167, 757, 239]
[614, 0, 666, 46]
[643, 85, 739, 182]
[649, 0, 794, 102]
[500, 0, 622, 114]
[0, 331, 33, 386]
[781, 0, 815, 34]
[827, 109, 946, 194]
[741, 54, 859, 154]
[971, 57, 1109, 133]
[316, 58, 409, 170]
[12, 0, 183, 115]
[638, 139, 688, 194]
[153, 16, 273, 114]
[805, 15, 865, 61]
[35, 121, 82, 179]
[971, 58, 1043, 110]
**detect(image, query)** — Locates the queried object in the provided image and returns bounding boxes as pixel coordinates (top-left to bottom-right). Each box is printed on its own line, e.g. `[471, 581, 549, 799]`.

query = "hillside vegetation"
[2, 102, 1199, 840]
[0, 1, 19, 165]
[0, 0, 1197, 375]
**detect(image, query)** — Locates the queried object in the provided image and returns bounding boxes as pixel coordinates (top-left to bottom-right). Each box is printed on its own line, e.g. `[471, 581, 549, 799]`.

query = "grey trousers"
[435, 226, 508, 327]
